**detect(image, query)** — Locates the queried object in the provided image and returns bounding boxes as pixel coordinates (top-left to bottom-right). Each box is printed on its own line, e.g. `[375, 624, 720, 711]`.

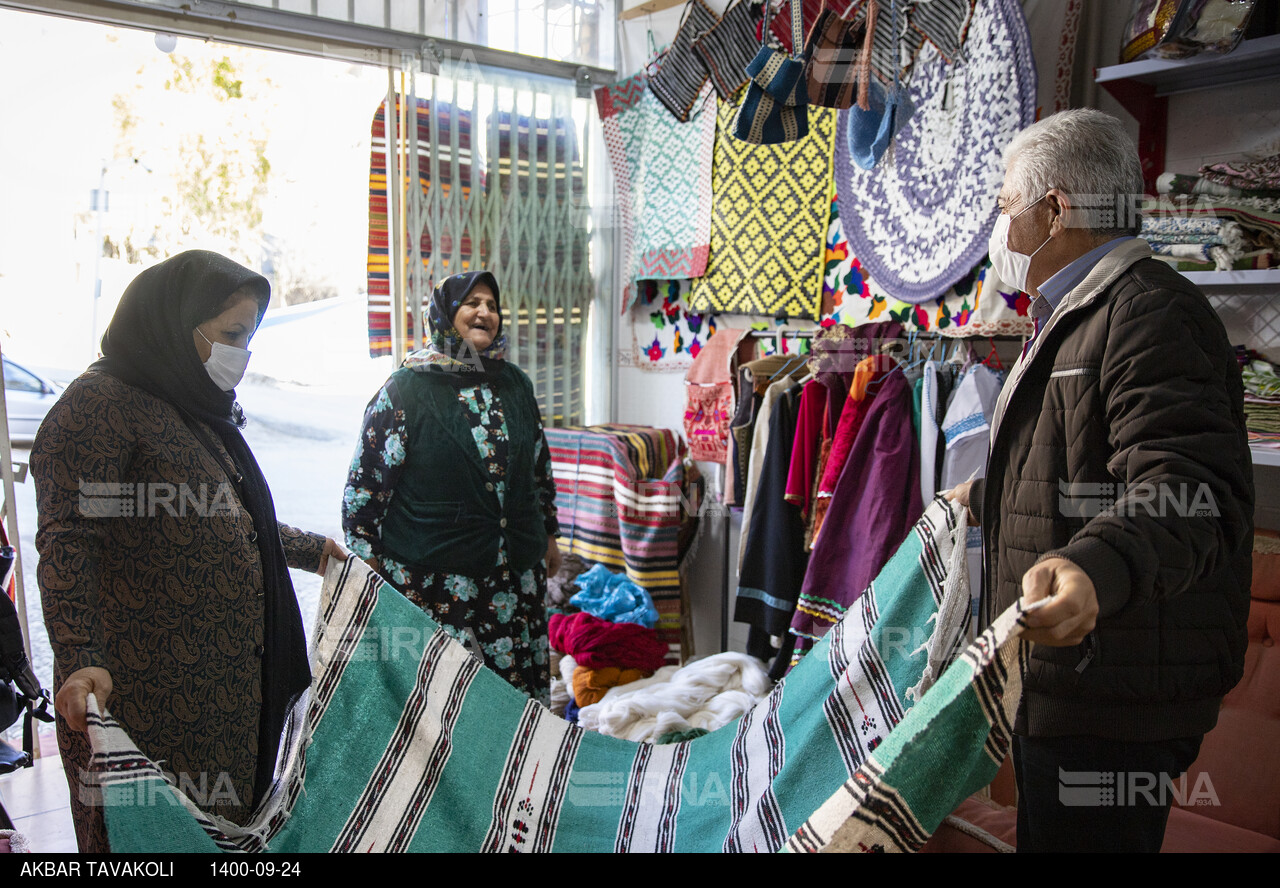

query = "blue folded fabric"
[569, 563, 661, 628]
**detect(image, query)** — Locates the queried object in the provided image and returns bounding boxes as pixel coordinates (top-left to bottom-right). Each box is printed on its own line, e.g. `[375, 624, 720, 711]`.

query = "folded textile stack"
[1149, 158, 1280, 272]
[546, 424, 690, 658]
[1241, 356, 1280, 447]
[576, 651, 773, 744]
[548, 569, 669, 719]
[1201, 153, 1280, 198]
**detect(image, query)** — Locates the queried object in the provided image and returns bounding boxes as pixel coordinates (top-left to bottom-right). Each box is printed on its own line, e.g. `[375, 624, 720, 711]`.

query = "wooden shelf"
[1095, 35, 1280, 194]
[1095, 34, 1280, 96]
[1183, 269, 1280, 289]
[619, 0, 687, 21]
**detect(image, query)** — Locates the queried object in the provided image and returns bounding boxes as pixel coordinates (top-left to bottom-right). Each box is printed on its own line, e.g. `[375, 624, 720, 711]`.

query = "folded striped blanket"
[87, 499, 1037, 853]
[546, 425, 689, 660]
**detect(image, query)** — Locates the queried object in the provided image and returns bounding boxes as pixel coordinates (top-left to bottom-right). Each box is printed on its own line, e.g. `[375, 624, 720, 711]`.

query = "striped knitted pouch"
[803, 5, 871, 110]
[731, 0, 809, 145]
[691, 0, 764, 102]
[648, 0, 720, 123]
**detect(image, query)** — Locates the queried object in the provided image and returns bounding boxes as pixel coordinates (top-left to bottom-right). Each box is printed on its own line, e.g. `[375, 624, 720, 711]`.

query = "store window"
[235, 0, 616, 70]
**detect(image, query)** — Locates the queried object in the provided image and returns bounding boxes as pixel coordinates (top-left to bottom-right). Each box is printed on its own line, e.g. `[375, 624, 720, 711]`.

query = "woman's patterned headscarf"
[404, 270, 509, 383]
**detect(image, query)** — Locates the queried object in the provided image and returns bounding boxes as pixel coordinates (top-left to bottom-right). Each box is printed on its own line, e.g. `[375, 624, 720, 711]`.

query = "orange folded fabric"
[572, 665, 648, 707]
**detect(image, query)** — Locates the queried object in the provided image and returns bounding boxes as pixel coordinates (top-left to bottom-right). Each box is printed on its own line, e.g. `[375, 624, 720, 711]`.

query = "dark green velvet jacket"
[379, 363, 548, 577]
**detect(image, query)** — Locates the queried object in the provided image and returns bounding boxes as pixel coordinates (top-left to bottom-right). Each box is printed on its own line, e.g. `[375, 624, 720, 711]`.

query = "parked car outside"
[4, 357, 63, 443]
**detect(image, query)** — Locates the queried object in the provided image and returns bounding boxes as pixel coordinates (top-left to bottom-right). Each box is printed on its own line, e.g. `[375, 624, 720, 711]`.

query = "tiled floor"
[1, 743, 77, 852]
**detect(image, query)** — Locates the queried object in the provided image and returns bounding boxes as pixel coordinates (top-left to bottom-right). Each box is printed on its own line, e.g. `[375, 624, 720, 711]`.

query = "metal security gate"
[369, 66, 594, 426]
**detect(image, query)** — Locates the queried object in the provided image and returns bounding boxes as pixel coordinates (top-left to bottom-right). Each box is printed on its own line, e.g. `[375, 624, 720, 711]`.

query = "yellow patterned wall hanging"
[688, 95, 836, 321]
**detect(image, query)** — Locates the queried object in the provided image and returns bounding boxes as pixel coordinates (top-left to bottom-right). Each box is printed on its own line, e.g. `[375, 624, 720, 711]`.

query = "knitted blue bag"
[845, 0, 914, 169]
[846, 77, 914, 170]
[731, 0, 809, 144]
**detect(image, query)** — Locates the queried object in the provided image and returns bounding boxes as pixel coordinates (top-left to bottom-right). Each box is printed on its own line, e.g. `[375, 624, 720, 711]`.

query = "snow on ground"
[11, 295, 393, 694]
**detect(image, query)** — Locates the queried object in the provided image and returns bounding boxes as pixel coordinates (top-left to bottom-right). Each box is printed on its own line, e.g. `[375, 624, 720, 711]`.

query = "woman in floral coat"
[342, 272, 560, 703]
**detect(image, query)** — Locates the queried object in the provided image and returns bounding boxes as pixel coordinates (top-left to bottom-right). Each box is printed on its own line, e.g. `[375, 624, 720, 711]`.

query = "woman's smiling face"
[453, 283, 499, 351]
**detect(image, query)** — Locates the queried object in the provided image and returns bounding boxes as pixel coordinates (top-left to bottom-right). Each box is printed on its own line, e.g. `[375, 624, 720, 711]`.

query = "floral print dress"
[344, 377, 556, 705]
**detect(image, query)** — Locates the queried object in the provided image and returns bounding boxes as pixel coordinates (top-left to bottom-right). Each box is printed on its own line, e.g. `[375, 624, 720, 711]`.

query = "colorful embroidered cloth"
[546, 425, 689, 659]
[85, 499, 1036, 854]
[822, 195, 1033, 337]
[834, 0, 1037, 304]
[620, 280, 721, 373]
[595, 74, 716, 310]
[688, 94, 836, 320]
[685, 327, 748, 463]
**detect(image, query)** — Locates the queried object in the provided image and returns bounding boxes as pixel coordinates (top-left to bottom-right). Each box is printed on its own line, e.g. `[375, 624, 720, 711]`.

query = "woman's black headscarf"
[91, 250, 308, 807]
[408, 270, 508, 385]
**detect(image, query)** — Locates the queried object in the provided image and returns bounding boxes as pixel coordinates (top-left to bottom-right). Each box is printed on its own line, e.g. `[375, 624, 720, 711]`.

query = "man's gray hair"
[1002, 108, 1144, 237]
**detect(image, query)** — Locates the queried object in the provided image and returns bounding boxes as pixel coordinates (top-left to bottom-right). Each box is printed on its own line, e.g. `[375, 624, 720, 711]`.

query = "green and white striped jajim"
[86, 499, 1036, 853]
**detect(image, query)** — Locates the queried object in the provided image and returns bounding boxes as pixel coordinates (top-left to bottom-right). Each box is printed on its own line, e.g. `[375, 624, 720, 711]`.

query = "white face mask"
[988, 193, 1051, 293]
[197, 326, 251, 392]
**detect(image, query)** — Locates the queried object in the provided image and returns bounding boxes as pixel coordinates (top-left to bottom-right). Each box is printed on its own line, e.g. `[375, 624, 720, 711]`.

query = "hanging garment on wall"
[822, 195, 1034, 337]
[596, 74, 717, 312]
[834, 0, 1037, 304]
[801, 321, 906, 542]
[727, 366, 757, 507]
[737, 378, 792, 576]
[938, 361, 1003, 610]
[689, 95, 836, 319]
[547, 425, 690, 660]
[737, 358, 810, 573]
[791, 368, 923, 657]
[88, 501, 1032, 854]
[648, 0, 721, 122]
[684, 327, 749, 463]
[828, 0, 978, 71]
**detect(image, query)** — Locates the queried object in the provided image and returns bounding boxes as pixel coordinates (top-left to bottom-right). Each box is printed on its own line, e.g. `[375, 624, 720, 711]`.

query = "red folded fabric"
[548, 611, 669, 672]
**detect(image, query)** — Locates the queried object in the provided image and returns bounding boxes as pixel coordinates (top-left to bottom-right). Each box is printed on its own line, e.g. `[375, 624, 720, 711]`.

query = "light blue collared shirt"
[1030, 236, 1136, 322]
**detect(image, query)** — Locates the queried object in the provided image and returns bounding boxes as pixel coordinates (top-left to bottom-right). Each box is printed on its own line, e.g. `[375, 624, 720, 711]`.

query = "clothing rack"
[717, 326, 1027, 653]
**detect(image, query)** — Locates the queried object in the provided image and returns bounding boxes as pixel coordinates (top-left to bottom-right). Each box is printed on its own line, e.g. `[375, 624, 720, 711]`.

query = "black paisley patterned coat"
[32, 370, 324, 851]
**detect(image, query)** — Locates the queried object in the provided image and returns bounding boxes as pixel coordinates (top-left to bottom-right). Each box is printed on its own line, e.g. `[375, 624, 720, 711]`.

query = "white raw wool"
[558, 653, 578, 687]
[576, 652, 772, 743]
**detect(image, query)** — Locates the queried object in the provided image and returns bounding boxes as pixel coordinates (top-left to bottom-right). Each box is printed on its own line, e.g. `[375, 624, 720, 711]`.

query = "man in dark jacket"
[950, 109, 1253, 852]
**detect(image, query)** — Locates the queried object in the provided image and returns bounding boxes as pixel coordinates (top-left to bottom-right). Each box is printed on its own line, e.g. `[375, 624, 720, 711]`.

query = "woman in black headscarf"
[31, 250, 345, 852]
[342, 271, 560, 703]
